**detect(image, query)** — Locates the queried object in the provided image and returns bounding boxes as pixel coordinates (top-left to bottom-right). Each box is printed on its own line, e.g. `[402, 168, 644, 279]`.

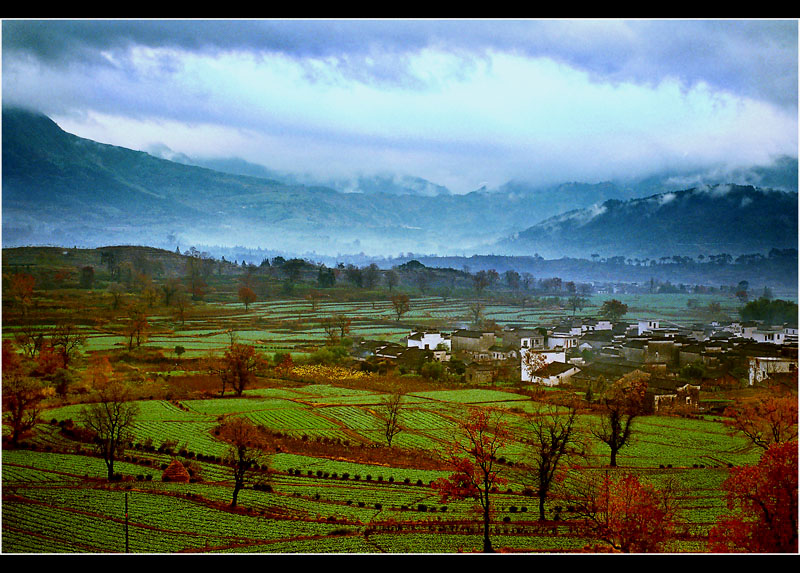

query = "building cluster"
[351, 313, 798, 413]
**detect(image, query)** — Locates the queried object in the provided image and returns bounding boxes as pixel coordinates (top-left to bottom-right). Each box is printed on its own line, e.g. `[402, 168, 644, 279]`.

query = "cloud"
[2, 19, 797, 192]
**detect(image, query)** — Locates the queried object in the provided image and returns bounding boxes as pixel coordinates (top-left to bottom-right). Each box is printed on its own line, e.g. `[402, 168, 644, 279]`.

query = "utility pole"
[125, 490, 130, 553]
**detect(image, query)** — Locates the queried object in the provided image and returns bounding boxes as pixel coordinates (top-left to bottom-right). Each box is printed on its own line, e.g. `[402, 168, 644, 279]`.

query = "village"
[352, 313, 799, 414]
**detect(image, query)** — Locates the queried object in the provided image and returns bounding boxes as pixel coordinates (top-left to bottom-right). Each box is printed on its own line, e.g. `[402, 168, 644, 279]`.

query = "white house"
[407, 330, 451, 351]
[521, 348, 566, 382]
[637, 320, 660, 336]
[748, 356, 797, 385]
[528, 361, 581, 386]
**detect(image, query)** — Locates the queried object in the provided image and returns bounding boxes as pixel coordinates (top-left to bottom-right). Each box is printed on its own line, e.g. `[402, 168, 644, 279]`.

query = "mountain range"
[2, 106, 797, 260]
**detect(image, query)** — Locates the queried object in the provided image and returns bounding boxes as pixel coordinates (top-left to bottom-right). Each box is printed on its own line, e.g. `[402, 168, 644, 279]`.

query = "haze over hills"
[497, 185, 799, 259]
[2, 106, 797, 262]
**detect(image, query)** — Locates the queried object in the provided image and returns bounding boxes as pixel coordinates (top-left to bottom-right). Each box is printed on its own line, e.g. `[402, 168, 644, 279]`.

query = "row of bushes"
[286, 467, 432, 486]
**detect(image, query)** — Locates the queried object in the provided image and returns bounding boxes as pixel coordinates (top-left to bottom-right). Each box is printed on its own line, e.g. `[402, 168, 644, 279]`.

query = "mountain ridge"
[2, 106, 797, 260]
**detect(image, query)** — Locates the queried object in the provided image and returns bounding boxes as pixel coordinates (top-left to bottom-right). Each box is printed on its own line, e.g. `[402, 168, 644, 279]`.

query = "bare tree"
[380, 391, 404, 447]
[79, 370, 139, 480]
[591, 370, 649, 467]
[50, 321, 86, 368]
[520, 400, 588, 520]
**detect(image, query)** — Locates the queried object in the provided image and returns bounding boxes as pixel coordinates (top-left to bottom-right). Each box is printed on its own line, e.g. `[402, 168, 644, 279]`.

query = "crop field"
[2, 376, 766, 554]
[3, 253, 793, 556]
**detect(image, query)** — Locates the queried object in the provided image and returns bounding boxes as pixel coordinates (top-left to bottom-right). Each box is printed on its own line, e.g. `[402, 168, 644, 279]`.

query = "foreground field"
[2, 379, 761, 554]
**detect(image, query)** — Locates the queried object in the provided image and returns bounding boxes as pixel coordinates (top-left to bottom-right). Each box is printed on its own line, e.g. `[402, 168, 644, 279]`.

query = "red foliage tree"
[238, 285, 257, 311]
[209, 334, 266, 396]
[2, 340, 52, 445]
[432, 408, 509, 553]
[574, 471, 681, 553]
[722, 391, 798, 450]
[708, 440, 798, 553]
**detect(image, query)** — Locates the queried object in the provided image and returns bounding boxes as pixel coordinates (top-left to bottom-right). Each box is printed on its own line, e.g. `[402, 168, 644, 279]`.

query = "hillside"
[497, 185, 799, 259]
[2, 106, 797, 261]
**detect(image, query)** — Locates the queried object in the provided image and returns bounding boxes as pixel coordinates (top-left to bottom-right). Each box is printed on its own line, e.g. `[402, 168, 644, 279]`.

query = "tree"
[216, 417, 270, 508]
[385, 269, 399, 292]
[50, 321, 86, 368]
[468, 301, 485, 328]
[521, 349, 548, 382]
[573, 471, 681, 553]
[380, 391, 404, 447]
[107, 282, 126, 310]
[173, 286, 191, 325]
[521, 400, 587, 521]
[124, 305, 149, 350]
[79, 266, 95, 289]
[320, 314, 352, 345]
[362, 263, 381, 289]
[708, 440, 798, 553]
[432, 409, 509, 553]
[391, 293, 410, 321]
[472, 270, 490, 294]
[79, 367, 139, 480]
[740, 298, 798, 325]
[160, 277, 182, 307]
[567, 295, 588, 316]
[599, 299, 628, 322]
[8, 272, 36, 314]
[238, 285, 257, 311]
[504, 269, 521, 290]
[210, 334, 265, 397]
[722, 390, 797, 450]
[591, 371, 649, 467]
[2, 340, 53, 446]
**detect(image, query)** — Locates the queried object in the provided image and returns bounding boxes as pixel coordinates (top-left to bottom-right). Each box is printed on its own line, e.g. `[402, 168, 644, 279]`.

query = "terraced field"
[3, 380, 763, 554]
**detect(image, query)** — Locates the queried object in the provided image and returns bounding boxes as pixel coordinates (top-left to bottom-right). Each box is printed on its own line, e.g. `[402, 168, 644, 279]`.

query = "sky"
[2, 19, 798, 193]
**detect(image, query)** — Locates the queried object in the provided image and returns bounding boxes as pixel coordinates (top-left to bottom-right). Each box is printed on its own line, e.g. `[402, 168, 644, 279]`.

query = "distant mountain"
[3, 106, 797, 260]
[496, 185, 799, 259]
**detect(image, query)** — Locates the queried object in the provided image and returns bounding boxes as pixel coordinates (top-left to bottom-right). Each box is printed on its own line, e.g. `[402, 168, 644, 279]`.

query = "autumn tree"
[591, 370, 649, 467]
[722, 389, 798, 449]
[238, 285, 257, 311]
[2, 340, 53, 446]
[520, 400, 588, 521]
[432, 408, 509, 553]
[124, 305, 149, 350]
[599, 299, 628, 322]
[391, 293, 410, 321]
[79, 362, 139, 480]
[50, 321, 86, 368]
[572, 471, 681, 553]
[209, 334, 266, 397]
[107, 282, 126, 310]
[216, 417, 271, 508]
[320, 314, 352, 345]
[708, 440, 798, 553]
[380, 391, 404, 447]
[9, 272, 36, 315]
[472, 270, 490, 294]
[160, 277, 182, 307]
[173, 286, 191, 325]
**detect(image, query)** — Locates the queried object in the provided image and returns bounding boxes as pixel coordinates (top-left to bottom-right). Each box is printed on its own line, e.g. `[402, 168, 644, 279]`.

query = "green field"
[2, 380, 764, 554]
